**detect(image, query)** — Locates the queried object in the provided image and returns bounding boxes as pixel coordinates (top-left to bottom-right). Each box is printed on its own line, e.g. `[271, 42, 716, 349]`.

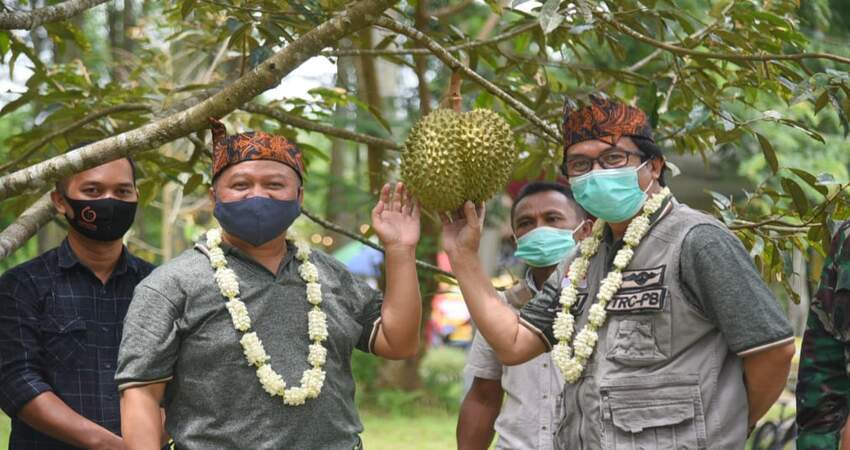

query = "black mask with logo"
[63, 196, 138, 242]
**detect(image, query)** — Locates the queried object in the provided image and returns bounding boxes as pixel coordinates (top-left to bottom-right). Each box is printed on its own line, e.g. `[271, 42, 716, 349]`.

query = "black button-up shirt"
[0, 239, 154, 449]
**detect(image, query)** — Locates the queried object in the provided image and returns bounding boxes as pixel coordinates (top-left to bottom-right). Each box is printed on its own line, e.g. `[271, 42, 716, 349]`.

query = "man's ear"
[297, 185, 304, 205]
[575, 219, 593, 241]
[650, 157, 665, 181]
[51, 190, 69, 217]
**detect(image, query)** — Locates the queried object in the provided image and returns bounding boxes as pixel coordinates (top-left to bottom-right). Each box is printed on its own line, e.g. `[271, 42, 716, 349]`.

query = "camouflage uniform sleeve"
[796, 220, 850, 450]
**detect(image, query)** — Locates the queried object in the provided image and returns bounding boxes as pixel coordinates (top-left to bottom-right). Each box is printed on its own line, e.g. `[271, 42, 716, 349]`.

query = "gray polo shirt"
[116, 241, 382, 449]
[465, 269, 567, 450]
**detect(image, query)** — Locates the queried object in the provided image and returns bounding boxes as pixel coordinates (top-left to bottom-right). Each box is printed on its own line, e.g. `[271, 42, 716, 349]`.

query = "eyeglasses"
[563, 148, 645, 177]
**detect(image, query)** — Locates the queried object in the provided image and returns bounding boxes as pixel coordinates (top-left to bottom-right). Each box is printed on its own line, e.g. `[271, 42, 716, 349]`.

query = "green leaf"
[707, 190, 731, 209]
[367, 104, 393, 134]
[182, 173, 203, 195]
[685, 105, 709, 130]
[780, 177, 810, 217]
[789, 168, 828, 196]
[817, 172, 839, 186]
[0, 32, 9, 56]
[709, 0, 733, 19]
[484, 0, 503, 14]
[814, 90, 830, 114]
[137, 179, 159, 207]
[778, 118, 825, 143]
[749, 235, 765, 258]
[539, 0, 564, 35]
[755, 133, 779, 174]
[637, 82, 659, 129]
[181, 0, 197, 19]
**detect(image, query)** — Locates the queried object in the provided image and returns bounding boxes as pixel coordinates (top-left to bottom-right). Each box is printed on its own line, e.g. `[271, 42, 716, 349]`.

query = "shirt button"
[101, 326, 109, 332]
[543, 363, 548, 368]
[542, 426, 547, 431]
[543, 395, 548, 399]
[104, 363, 113, 369]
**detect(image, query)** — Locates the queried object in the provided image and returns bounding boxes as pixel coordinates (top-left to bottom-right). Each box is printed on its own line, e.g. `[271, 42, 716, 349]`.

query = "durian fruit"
[401, 108, 517, 212]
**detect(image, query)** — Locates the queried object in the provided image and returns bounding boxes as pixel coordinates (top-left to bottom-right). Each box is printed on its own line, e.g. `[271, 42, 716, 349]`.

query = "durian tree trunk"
[327, 41, 357, 249]
[355, 28, 385, 196]
[375, 0, 435, 392]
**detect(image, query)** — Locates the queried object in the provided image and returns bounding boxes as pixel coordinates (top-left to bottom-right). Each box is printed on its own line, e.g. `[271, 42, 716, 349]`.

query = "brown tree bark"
[327, 46, 356, 247]
[0, 0, 110, 30]
[355, 28, 385, 196]
[376, 0, 436, 392]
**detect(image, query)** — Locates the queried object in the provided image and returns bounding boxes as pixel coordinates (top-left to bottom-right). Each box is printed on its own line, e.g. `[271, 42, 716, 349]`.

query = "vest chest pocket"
[604, 287, 673, 367]
[600, 376, 707, 450]
[40, 315, 87, 368]
[605, 316, 670, 366]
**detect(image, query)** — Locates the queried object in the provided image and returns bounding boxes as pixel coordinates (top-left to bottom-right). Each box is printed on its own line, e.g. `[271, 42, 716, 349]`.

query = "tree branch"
[0, 0, 396, 203]
[0, 0, 109, 30]
[605, 17, 850, 66]
[300, 208, 454, 279]
[324, 21, 538, 57]
[0, 103, 152, 174]
[241, 103, 400, 150]
[0, 193, 55, 259]
[374, 17, 561, 142]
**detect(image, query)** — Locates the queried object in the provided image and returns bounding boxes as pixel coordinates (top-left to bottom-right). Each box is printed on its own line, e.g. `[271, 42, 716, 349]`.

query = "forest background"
[1, 0, 850, 448]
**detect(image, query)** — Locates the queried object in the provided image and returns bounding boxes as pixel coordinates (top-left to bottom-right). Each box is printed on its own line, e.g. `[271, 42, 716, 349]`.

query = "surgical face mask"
[570, 161, 654, 223]
[63, 196, 137, 242]
[514, 223, 582, 268]
[213, 196, 301, 246]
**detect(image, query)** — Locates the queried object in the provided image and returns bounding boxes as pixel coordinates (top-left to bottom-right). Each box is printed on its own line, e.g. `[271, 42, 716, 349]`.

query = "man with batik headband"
[441, 95, 796, 449]
[118, 119, 422, 449]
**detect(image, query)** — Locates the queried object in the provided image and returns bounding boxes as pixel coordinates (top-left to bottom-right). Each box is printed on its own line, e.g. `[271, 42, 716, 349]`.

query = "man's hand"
[87, 432, 125, 450]
[17, 391, 124, 450]
[441, 201, 485, 258]
[372, 182, 420, 251]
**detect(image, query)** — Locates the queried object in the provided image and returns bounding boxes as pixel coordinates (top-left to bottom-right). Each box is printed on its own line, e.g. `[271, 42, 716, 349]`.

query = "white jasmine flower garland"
[205, 229, 329, 406]
[552, 188, 670, 383]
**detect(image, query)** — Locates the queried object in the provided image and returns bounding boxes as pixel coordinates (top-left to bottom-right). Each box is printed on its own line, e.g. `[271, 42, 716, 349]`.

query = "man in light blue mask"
[458, 181, 590, 450]
[442, 95, 796, 449]
[117, 118, 423, 449]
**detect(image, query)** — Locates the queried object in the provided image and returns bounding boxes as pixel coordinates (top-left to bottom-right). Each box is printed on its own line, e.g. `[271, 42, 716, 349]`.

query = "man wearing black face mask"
[117, 119, 422, 449]
[0, 157, 155, 449]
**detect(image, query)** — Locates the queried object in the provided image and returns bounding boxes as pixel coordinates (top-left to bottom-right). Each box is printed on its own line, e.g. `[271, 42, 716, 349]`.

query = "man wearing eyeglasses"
[441, 95, 795, 449]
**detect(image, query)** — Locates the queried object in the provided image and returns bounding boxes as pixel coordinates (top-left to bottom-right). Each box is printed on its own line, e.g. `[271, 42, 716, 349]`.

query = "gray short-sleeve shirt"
[116, 242, 382, 449]
[465, 310, 563, 450]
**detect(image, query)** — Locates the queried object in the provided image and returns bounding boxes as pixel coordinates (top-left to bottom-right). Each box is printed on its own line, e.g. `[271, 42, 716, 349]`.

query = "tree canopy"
[1, 0, 849, 304]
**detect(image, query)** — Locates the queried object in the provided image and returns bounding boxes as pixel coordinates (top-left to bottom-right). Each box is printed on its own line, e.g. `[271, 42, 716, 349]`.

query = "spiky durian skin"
[401, 108, 517, 212]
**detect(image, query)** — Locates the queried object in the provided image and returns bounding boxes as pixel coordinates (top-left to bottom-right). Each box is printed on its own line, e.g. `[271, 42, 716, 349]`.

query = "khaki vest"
[554, 200, 748, 450]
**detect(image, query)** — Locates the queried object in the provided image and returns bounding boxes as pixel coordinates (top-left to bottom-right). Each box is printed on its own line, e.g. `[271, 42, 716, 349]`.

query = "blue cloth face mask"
[570, 161, 653, 223]
[514, 224, 581, 268]
[214, 196, 301, 246]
